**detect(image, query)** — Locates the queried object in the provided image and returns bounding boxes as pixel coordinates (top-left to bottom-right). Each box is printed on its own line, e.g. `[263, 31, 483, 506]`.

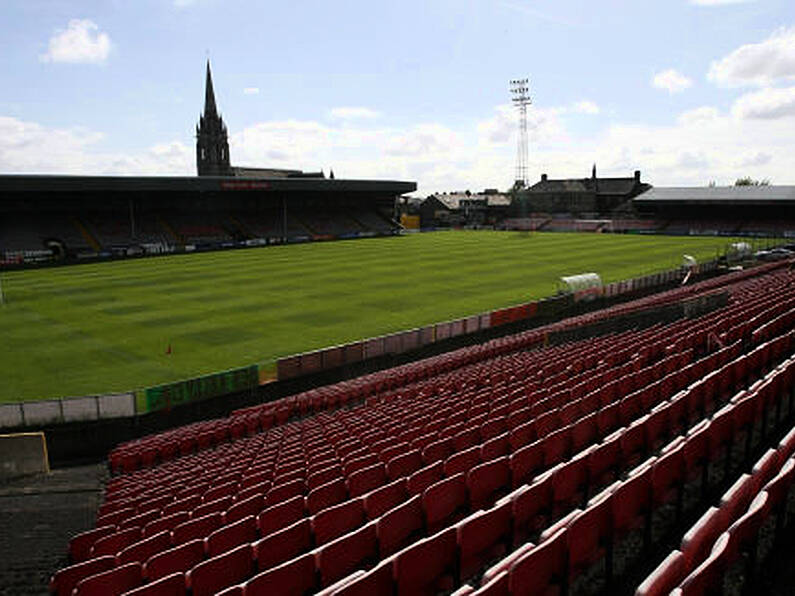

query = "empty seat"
[508, 527, 568, 596]
[224, 494, 264, 524]
[68, 526, 116, 563]
[171, 512, 223, 545]
[377, 494, 424, 557]
[144, 539, 205, 582]
[316, 522, 378, 587]
[467, 457, 511, 510]
[120, 571, 186, 596]
[90, 528, 143, 557]
[364, 478, 408, 520]
[143, 512, 191, 539]
[256, 495, 306, 537]
[423, 473, 469, 534]
[394, 527, 458, 596]
[312, 498, 366, 545]
[445, 446, 482, 477]
[636, 550, 685, 596]
[407, 462, 444, 496]
[457, 501, 512, 582]
[307, 478, 349, 514]
[253, 517, 312, 571]
[73, 562, 143, 596]
[50, 556, 116, 596]
[423, 437, 455, 464]
[510, 441, 544, 488]
[243, 553, 317, 595]
[387, 450, 423, 481]
[347, 463, 387, 498]
[117, 531, 172, 565]
[186, 543, 253, 596]
[204, 516, 257, 557]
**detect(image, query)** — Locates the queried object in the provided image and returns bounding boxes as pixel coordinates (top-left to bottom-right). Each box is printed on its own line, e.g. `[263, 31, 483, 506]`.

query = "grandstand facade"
[0, 174, 414, 265]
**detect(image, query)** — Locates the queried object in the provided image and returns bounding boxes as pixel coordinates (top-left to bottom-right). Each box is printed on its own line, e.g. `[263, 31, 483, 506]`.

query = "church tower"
[196, 61, 232, 176]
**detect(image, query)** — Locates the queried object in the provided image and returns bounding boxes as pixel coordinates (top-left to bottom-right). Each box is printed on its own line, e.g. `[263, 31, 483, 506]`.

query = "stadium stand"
[49, 261, 795, 595]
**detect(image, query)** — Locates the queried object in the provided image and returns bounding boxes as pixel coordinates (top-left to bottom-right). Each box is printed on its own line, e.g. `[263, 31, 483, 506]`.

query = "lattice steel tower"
[510, 78, 531, 188]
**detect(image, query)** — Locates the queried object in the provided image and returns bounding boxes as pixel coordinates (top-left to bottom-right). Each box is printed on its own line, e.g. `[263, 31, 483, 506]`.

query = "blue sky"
[1, 0, 794, 194]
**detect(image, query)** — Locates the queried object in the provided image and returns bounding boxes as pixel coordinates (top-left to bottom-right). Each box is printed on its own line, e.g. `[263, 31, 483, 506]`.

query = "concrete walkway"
[0, 464, 105, 595]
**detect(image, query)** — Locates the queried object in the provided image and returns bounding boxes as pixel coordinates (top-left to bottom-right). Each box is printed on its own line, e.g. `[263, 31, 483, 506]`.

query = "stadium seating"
[51, 263, 795, 595]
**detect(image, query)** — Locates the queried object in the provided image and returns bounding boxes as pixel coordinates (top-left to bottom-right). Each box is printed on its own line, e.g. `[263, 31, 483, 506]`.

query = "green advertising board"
[144, 365, 258, 413]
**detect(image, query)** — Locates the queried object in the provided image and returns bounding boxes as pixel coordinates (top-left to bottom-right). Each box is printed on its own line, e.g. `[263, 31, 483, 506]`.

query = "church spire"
[204, 60, 218, 118]
[196, 60, 231, 176]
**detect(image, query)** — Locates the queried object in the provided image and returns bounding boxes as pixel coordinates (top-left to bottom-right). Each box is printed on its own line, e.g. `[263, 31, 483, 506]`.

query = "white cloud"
[0, 116, 191, 175]
[328, 107, 381, 120]
[652, 69, 693, 94]
[690, 0, 756, 5]
[173, 0, 199, 7]
[573, 100, 600, 114]
[40, 19, 111, 64]
[243, 87, 260, 95]
[708, 27, 795, 86]
[732, 86, 795, 119]
[677, 106, 720, 125]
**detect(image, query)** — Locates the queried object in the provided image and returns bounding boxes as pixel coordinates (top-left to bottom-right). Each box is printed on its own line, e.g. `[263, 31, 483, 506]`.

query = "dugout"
[558, 272, 603, 302]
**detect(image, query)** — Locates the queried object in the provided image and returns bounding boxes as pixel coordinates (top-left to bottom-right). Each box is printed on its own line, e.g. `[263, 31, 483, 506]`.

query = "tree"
[735, 177, 770, 186]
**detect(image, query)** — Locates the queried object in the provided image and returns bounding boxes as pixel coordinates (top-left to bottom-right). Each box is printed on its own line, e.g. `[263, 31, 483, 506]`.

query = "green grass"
[0, 231, 746, 403]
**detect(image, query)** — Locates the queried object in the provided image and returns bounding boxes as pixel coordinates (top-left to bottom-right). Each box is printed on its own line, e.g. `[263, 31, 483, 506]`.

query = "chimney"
[541, 173, 548, 182]
[634, 170, 641, 183]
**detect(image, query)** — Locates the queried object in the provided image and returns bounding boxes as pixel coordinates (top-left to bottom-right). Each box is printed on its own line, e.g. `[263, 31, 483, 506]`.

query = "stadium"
[4, 17, 795, 596]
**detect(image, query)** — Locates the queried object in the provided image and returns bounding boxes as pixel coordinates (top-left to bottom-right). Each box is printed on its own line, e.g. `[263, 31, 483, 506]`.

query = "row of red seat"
[52, 265, 795, 595]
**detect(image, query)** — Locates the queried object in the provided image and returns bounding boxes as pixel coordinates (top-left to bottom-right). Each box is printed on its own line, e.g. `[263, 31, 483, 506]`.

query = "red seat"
[457, 501, 512, 581]
[68, 526, 116, 563]
[225, 494, 264, 524]
[312, 498, 365, 545]
[551, 455, 588, 514]
[481, 416, 508, 440]
[117, 531, 172, 565]
[90, 527, 143, 557]
[186, 543, 253, 596]
[680, 507, 724, 574]
[509, 420, 537, 451]
[316, 522, 378, 587]
[677, 532, 730, 595]
[307, 478, 349, 514]
[387, 450, 423, 480]
[423, 473, 469, 534]
[256, 495, 306, 537]
[571, 413, 598, 454]
[467, 457, 511, 510]
[143, 512, 191, 539]
[407, 462, 444, 496]
[508, 527, 568, 596]
[307, 465, 343, 491]
[244, 552, 317, 595]
[611, 465, 652, 553]
[205, 516, 257, 557]
[423, 437, 455, 464]
[543, 427, 571, 467]
[73, 562, 143, 596]
[510, 441, 544, 488]
[567, 492, 611, 581]
[265, 478, 306, 506]
[511, 467, 557, 546]
[587, 434, 621, 493]
[636, 550, 685, 596]
[328, 559, 394, 595]
[481, 433, 510, 461]
[50, 556, 116, 596]
[454, 427, 481, 451]
[363, 478, 408, 520]
[253, 517, 312, 571]
[347, 463, 387, 498]
[144, 539, 205, 581]
[445, 445, 482, 477]
[394, 527, 458, 596]
[377, 494, 424, 557]
[120, 571, 186, 596]
[192, 496, 234, 520]
[172, 512, 224, 545]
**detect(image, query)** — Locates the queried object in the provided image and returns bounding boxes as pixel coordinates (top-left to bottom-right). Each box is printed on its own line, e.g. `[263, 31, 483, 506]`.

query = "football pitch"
[0, 231, 746, 403]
